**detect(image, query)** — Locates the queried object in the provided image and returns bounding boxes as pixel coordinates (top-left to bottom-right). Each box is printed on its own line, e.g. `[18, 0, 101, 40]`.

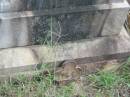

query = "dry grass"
[0, 58, 130, 97]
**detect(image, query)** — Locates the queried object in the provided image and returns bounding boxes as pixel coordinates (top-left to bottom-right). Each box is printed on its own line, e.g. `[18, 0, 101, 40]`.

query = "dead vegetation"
[0, 57, 129, 97]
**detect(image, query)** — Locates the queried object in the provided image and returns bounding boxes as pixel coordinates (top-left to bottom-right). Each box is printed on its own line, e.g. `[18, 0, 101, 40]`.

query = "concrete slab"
[0, 27, 130, 75]
[0, 0, 129, 49]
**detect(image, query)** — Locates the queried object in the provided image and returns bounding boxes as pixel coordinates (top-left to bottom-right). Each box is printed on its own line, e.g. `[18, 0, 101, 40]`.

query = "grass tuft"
[0, 57, 130, 97]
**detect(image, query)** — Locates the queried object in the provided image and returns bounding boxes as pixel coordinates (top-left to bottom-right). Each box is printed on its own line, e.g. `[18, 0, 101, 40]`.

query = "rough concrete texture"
[0, 18, 32, 48]
[101, 8, 129, 36]
[0, 0, 124, 13]
[0, 27, 130, 75]
[0, 0, 129, 49]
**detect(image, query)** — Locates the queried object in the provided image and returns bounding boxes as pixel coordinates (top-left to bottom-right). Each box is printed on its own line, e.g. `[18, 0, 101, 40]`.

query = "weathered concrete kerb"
[0, 27, 130, 75]
[0, 0, 130, 76]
